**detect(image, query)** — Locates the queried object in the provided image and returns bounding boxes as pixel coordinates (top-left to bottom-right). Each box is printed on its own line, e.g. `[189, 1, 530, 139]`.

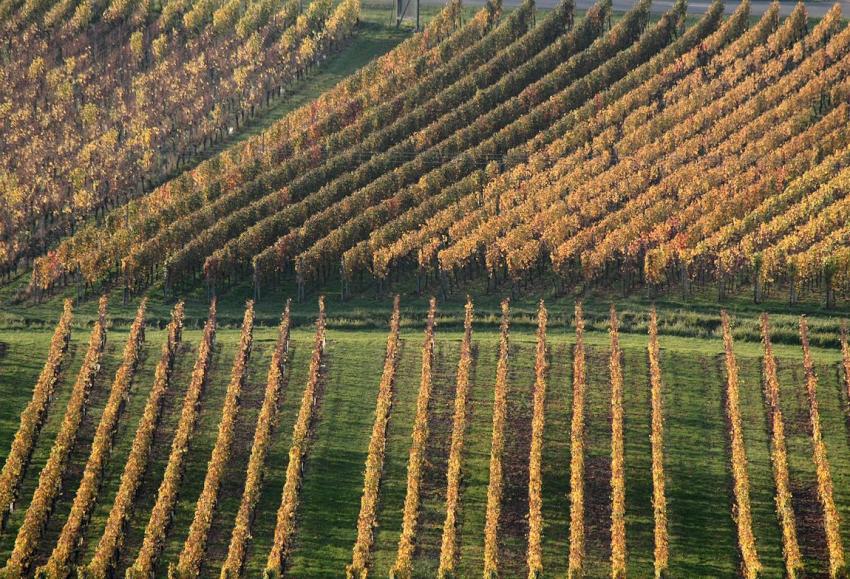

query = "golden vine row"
[40, 299, 148, 578]
[527, 300, 547, 578]
[720, 311, 761, 579]
[126, 298, 217, 578]
[82, 302, 184, 578]
[799, 316, 845, 578]
[171, 301, 255, 577]
[0, 298, 73, 531]
[220, 300, 291, 578]
[483, 299, 510, 578]
[264, 296, 327, 578]
[391, 297, 438, 578]
[347, 295, 402, 578]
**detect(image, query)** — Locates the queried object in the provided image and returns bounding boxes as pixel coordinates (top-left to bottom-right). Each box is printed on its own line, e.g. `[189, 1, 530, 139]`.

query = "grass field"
[1, 301, 849, 577]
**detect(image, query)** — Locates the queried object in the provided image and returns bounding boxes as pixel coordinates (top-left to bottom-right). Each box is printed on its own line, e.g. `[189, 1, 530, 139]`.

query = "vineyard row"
[1, 300, 850, 575]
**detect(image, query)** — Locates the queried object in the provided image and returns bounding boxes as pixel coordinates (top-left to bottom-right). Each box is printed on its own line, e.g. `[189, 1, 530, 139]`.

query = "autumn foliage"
[3, 296, 107, 577]
[17, 0, 850, 308]
[127, 298, 217, 579]
[347, 295, 401, 578]
[391, 297, 437, 579]
[720, 311, 761, 579]
[0, 299, 73, 531]
[437, 296, 474, 578]
[220, 300, 291, 578]
[83, 302, 185, 579]
[264, 296, 326, 578]
[799, 316, 845, 578]
[29, 0, 461, 293]
[12, 0, 361, 278]
[39, 298, 147, 579]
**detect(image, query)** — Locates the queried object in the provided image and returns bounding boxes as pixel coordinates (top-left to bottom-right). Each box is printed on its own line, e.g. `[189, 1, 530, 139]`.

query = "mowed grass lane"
[286, 331, 387, 576]
[776, 352, 850, 576]
[369, 330, 423, 576]
[0, 330, 88, 557]
[0, 322, 849, 576]
[80, 329, 169, 562]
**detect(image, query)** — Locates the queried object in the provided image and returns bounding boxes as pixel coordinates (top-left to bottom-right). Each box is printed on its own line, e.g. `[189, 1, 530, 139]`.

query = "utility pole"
[395, 0, 420, 30]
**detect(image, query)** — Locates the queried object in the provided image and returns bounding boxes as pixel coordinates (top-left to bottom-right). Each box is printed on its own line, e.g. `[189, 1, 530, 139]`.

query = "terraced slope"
[15, 2, 850, 309]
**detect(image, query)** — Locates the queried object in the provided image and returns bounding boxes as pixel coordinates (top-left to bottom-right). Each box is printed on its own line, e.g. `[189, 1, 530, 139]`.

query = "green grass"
[662, 348, 737, 576]
[540, 339, 572, 574]
[1, 307, 849, 576]
[285, 332, 386, 575]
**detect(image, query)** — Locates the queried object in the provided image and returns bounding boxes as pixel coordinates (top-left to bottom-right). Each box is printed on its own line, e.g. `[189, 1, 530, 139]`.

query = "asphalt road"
[418, 0, 849, 17]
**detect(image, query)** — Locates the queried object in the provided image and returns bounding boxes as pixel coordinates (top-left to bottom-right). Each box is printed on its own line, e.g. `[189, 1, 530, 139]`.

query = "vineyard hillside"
[4, 0, 850, 576]
[4, 0, 845, 312]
